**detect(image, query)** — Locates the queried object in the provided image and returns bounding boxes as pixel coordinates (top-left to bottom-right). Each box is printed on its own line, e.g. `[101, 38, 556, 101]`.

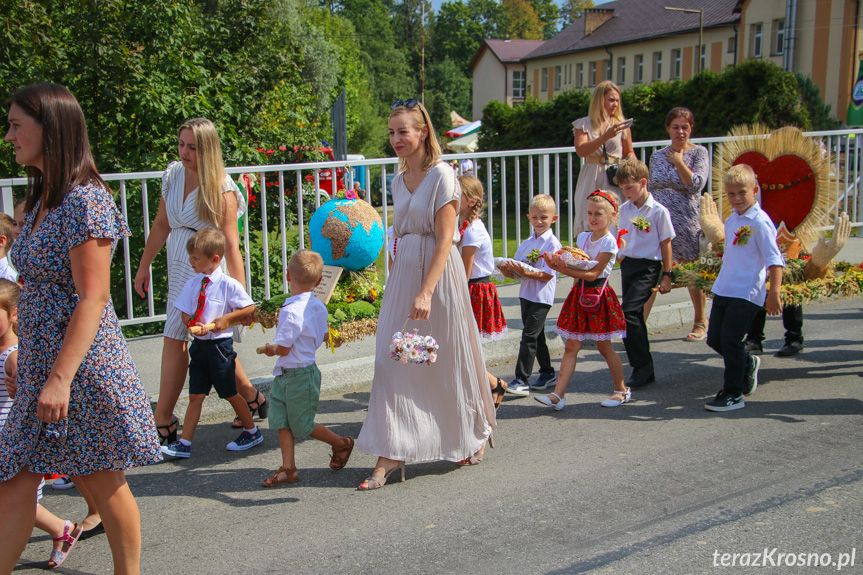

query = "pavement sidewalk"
[127, 237, 863, 419]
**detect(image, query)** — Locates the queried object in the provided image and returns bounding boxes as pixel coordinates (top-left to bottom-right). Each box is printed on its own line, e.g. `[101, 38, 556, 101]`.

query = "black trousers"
[707, 295, 762, 395]
[746, 304, 803, 345]
[620, 258, 661, 383]
[515, 298, 554, 382]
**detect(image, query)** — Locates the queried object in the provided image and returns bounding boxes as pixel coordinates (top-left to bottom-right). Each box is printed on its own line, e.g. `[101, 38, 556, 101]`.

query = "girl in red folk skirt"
[535, 190, 629, 410]
[458, 176, 508, 415]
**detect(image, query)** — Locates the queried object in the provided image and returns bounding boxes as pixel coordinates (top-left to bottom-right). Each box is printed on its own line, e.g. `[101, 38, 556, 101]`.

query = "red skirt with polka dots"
[468, 280, 507, 339]
[556, 281, 626, 341]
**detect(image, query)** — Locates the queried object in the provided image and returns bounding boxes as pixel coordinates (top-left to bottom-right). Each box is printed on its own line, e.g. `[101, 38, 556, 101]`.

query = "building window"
[555, 66, 562, 90]
[635, 54, 643, 83]
[672, 49, 681, 79]
[512, 70, 525, 99]
[653, 51, 662, 81]
[576, 63, 583, 88]
[589, 62, 596, 86]
[617, 57, 626, 85]
[773, 19, 785, 55]
[751, 23, 763, 58]
[541, 68, 548, 92]
[605, 59, 612, 81]
[728, 36, 736, 53]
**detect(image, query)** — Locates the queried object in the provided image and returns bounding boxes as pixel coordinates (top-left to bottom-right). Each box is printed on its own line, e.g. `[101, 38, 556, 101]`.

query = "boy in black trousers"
[615, 159, 675, 388]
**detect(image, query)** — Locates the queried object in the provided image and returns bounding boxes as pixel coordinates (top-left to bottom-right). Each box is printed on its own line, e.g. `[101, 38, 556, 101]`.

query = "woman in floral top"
[0, 84, 160, 574]
[649, 107, 711, 341]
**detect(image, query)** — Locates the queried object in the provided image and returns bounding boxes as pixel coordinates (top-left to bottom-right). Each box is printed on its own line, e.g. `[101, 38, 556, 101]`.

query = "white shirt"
[273, 291, 329, 371]
[712, 202, 785, 306]
[460, 219, 495, 279]
[514, 229, 561, 305]
[174, 266, 254, 340]
[618, 194, 675, 261]
[576, 231, 617, 279]
[461, 158, 474, 175]
[385, 226, 395, 260]
[0, 257, 18, 282]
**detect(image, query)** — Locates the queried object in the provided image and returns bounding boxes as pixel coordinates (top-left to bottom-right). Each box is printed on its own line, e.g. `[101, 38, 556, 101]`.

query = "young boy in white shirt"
[616, 159, 675, 388]
[705, 164, 784, 412]
[0, 214, 18, 282]
[161, 229, 259, 458]
[499, 194, 562, 396]
[260, 249, 354, 487]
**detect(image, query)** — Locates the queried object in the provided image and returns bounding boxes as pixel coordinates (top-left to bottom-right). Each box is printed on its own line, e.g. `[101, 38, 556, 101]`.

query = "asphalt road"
[16, 296, 863, 574]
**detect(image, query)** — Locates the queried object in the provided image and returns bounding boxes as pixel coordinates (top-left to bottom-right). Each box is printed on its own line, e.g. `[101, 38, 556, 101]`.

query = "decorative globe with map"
[309, 199, 385, 270]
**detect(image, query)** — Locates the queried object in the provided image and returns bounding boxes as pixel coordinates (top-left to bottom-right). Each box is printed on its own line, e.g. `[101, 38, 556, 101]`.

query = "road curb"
[166, 297, 710, 422]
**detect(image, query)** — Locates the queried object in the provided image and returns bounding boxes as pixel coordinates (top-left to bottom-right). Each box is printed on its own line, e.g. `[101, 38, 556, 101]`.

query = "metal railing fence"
[1, 128, 860, 329]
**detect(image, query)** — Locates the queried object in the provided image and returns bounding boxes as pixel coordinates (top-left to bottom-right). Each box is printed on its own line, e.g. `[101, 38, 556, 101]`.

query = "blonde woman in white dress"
[355, 100, 495, 489]
[134, 118, 265, 445]
[573, 81, 636, 234]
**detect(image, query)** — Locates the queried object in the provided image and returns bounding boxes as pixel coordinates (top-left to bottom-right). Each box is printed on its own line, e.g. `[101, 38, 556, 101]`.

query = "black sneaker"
[743, 339, 763, 354]
[776, 340, 803, 357]
[743, 355, 761, 395]
[705, 390, 745, 412]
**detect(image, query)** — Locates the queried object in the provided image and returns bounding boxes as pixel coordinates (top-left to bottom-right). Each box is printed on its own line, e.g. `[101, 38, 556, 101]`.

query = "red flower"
[278, 145, 287, 151]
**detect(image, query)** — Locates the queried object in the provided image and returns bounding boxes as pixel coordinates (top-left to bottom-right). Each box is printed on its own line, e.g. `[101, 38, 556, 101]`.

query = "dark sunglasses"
[391, 99, 420, 110]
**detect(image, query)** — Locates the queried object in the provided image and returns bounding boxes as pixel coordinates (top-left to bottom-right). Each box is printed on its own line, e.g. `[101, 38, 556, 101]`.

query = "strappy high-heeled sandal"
[329, 437, 354, 470]
[491, 378, 507, 410]
[456, 448, 485, 466]
[261, 466, 299, 488]
[156, 415, 179, 446]
[232, 391, 269, 428]
[358, 461, 405, 490]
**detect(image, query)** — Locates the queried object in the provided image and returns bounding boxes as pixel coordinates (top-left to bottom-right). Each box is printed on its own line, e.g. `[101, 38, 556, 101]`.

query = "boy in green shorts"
[259, 250, 354, 487]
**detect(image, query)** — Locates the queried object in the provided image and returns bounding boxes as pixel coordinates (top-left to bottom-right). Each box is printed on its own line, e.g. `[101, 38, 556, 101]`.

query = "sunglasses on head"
[391, 99, 420, 110]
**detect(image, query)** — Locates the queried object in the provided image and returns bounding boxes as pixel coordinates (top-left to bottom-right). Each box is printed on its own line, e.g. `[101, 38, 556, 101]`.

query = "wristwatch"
[662, 271, 674, 278]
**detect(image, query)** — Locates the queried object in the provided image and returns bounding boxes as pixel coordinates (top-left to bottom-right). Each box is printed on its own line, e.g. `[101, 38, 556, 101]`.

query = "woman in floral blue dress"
[0, 84, 161, 575]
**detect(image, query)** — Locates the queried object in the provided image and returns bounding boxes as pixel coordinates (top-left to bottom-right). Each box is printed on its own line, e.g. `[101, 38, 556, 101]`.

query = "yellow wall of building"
[521, 0, 862, 123]
[525, 27, 739, 97]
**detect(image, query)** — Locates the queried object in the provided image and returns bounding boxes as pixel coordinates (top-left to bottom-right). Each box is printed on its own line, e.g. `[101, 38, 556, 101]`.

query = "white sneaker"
[51, 476, 75, 490]
[534, 393, 566, 411]
[506, 379, 530, 397]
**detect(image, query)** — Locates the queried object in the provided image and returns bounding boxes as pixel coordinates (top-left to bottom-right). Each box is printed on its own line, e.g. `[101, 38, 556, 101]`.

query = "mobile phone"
[618, 118, 634, 129]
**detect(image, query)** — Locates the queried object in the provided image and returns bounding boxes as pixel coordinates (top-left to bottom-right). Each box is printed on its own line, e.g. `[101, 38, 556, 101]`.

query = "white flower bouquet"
[390, 321, 439, 366]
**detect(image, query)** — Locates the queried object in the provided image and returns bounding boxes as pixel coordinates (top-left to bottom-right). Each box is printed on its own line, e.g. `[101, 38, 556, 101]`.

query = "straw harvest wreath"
[670, 124, 862, 304]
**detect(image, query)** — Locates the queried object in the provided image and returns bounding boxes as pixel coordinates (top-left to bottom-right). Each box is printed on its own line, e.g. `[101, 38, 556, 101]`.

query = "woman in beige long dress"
[355, 100, 495, 489]
[573, 80, 636, 234]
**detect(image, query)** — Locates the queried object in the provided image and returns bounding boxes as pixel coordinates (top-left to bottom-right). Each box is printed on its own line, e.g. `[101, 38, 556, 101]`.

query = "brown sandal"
[329, 437, 355, 470]
[261, 466, 298, 488]
[491, 378, 507, 410]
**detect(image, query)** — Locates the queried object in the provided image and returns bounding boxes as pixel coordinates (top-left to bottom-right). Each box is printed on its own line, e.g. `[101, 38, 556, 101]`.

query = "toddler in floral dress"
[536, 191, 628, 410]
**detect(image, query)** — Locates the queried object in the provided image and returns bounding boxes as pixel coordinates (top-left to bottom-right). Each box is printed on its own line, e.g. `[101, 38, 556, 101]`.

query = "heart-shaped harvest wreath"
[711, 124, 837, 250]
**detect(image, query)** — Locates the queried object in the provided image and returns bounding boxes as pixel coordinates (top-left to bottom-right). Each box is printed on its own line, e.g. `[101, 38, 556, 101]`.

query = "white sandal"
[601, 388, 632, 407]
[686, 321, 708, 342]
[535, 392, 566, 411]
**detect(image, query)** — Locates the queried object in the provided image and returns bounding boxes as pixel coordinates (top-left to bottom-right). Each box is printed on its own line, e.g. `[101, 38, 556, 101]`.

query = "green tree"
[559, 0, 593, 28]
[501, 0, 544, 40]
[795, 73, 839, 130]
[425, 58, 473, 130]
[529, 0, 559, 39]
[339, 0, 417, 112]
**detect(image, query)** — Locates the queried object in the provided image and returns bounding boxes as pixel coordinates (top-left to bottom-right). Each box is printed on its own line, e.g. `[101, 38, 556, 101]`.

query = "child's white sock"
[179, 439, 191, 446]
[244, 426, 258, 435]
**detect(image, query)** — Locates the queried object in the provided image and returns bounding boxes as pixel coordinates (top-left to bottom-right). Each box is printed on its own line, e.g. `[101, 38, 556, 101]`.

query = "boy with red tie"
[161, 229, 258, 458]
